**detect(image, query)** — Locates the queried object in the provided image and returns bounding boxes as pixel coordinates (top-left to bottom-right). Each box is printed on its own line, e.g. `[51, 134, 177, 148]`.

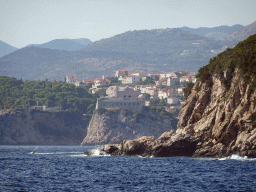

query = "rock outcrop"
[81, 107, 174, 145]
[0, 110, 90, 145]
[177, 70, 256, 158]
[100, 70, 256, 158]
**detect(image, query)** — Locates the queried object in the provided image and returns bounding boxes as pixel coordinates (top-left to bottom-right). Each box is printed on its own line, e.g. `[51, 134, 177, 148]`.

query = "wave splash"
[218, 154, 255, 161]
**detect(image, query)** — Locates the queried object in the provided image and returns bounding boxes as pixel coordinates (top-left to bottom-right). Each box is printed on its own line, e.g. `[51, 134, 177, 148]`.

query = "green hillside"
[0, 76, 97, 114]
[196, 34, 256, 89]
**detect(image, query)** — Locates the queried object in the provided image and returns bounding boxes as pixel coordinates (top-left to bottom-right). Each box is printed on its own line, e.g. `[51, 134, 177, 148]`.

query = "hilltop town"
[66, 69, 196, 113]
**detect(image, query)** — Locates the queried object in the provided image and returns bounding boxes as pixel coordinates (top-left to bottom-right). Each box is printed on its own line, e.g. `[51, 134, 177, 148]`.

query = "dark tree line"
[0, 76, 97, 114]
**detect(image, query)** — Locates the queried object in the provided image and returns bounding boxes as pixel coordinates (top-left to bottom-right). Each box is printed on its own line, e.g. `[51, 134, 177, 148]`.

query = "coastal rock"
[100, 69, 256, 158]
[81, 107, 173, 145]
[101, 131, 199, 157]
[0, 110, 90, 145]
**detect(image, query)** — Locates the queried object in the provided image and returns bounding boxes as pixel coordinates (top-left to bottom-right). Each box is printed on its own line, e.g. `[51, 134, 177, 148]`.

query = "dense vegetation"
[196, 34, 256, 89]
[0, 76, 97, 114]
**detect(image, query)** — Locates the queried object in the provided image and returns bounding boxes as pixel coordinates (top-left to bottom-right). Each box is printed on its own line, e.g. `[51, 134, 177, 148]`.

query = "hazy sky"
[1, 0, 256, 48]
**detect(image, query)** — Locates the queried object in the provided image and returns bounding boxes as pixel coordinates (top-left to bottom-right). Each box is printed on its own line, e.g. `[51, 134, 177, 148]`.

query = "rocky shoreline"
[99, 68, 256, 158]
[81, 107, 174, 145]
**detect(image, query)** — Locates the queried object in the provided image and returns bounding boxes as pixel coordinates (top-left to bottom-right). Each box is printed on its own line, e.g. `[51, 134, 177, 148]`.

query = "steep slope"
[225, 21, 256, 44]
[0, 40, 18, 58]
[100, 34, 256, 158]
[0, 110, 90, 145]
[180, 24, 244, 40]
[0, 46, 74, 80]
[25, 38, 92, 51]
[81, 107, 173, 145]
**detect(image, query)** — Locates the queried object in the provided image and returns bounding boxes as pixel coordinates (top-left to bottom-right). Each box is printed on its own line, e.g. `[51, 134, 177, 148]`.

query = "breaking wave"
[218, 154, 256, 161]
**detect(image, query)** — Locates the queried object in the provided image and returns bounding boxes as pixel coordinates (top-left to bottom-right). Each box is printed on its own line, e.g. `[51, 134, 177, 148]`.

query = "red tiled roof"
[117, 69, 127, 72]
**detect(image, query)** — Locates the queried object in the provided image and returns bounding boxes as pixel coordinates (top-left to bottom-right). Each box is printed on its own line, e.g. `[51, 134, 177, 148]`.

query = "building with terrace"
[96, 86, 145, 112]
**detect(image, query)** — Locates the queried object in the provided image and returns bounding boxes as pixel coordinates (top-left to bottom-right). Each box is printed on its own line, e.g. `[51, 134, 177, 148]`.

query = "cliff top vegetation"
[0, 76, 97, 114]
[196, 34, 256, 89]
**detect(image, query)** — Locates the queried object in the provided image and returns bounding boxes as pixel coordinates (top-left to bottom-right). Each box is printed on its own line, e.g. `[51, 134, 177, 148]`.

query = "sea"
[1, 145, 256, 192]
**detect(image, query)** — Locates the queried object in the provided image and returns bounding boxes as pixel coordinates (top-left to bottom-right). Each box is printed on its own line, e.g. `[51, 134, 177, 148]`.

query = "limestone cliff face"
[100, 70, 256, 158]
[177, 69, 256, 157]
[81, 107, 173, 145]
[0, 110, 90, 145]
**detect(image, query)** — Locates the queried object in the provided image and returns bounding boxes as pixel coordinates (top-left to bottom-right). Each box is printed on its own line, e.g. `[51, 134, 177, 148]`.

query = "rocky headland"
[81, 107, 174, 145]
[0, 110, 90, 145]
[100, 35, 256, 158]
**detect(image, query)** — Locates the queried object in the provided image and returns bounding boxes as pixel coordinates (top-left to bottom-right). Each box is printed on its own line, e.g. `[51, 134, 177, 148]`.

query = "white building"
[167, 97, 180, 105]
[178, 87, 185, 95]
[120, 75, 140, 84]
[131, 71, 147, 78]
[74, 81, 86, 87]
[96, 86, 145, 112]
[115, 69, 128, 78]
[66, 75, 78, 84]
[92, 79, 111, 88]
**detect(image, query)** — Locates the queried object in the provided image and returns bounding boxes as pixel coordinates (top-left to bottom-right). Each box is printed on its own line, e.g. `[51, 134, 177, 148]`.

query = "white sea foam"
[218, 154, 254, 161]
[30, 152, 82, 155]
[91, 148, 100, 156]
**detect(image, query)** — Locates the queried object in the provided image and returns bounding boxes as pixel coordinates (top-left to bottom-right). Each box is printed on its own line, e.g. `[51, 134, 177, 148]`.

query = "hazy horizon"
[1, 0, 256, 48]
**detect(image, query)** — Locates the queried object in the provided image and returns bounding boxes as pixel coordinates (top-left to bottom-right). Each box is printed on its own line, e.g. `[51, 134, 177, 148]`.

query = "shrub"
[97, 108, 107, 115]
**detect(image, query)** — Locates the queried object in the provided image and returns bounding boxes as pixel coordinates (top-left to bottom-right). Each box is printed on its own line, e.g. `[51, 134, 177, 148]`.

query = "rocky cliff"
[100, 70, 256, 158]
[81, 107, 173, 145]
[99, 35, 256, 158]
[177, 69, 256, 158]
[0, 110, 90, 145]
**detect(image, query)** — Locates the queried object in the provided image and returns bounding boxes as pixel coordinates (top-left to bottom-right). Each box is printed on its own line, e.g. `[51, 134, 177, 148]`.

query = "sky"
[1, 0, 256, 48]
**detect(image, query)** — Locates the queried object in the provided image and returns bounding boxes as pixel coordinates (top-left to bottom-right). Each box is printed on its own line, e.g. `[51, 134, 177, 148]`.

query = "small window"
[129, 103, 130, 105]
[125, 103, 126, 105]
[129, 95, 131, 97]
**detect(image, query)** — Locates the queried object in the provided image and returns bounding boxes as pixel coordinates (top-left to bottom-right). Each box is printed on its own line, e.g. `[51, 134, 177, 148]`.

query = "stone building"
[115, 69, 128, 78]
[119, 75, 140, 84]
[167, 77, 180, 86]
[96, 86, 145, 112]
[66, 75, 77, 84]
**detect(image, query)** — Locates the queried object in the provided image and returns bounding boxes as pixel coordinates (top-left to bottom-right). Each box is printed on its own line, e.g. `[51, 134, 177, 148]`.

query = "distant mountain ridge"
[1, 22, 255, 81]
[0, 28, 227, 81]
[0, 40, 18, 58]
[225, 21, 256, 43]
[180, 24, 245, 40]
[25, 38, 92, 51]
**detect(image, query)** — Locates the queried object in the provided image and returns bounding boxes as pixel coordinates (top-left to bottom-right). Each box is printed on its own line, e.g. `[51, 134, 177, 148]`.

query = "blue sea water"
[1, 145, 256, 192]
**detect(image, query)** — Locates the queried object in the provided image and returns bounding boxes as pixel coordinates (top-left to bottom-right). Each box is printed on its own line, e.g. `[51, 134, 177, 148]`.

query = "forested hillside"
[0, 76, 97, 114]
[196, 34, 256, 88]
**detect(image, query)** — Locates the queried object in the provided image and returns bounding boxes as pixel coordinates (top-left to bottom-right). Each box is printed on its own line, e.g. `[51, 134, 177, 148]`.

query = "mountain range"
[225, 21, 256, 43]
[180, 24, 244, 40]
[0, 22, 255, 81]
[25, 38, 92, 51]
[0, 40, 18, 58]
